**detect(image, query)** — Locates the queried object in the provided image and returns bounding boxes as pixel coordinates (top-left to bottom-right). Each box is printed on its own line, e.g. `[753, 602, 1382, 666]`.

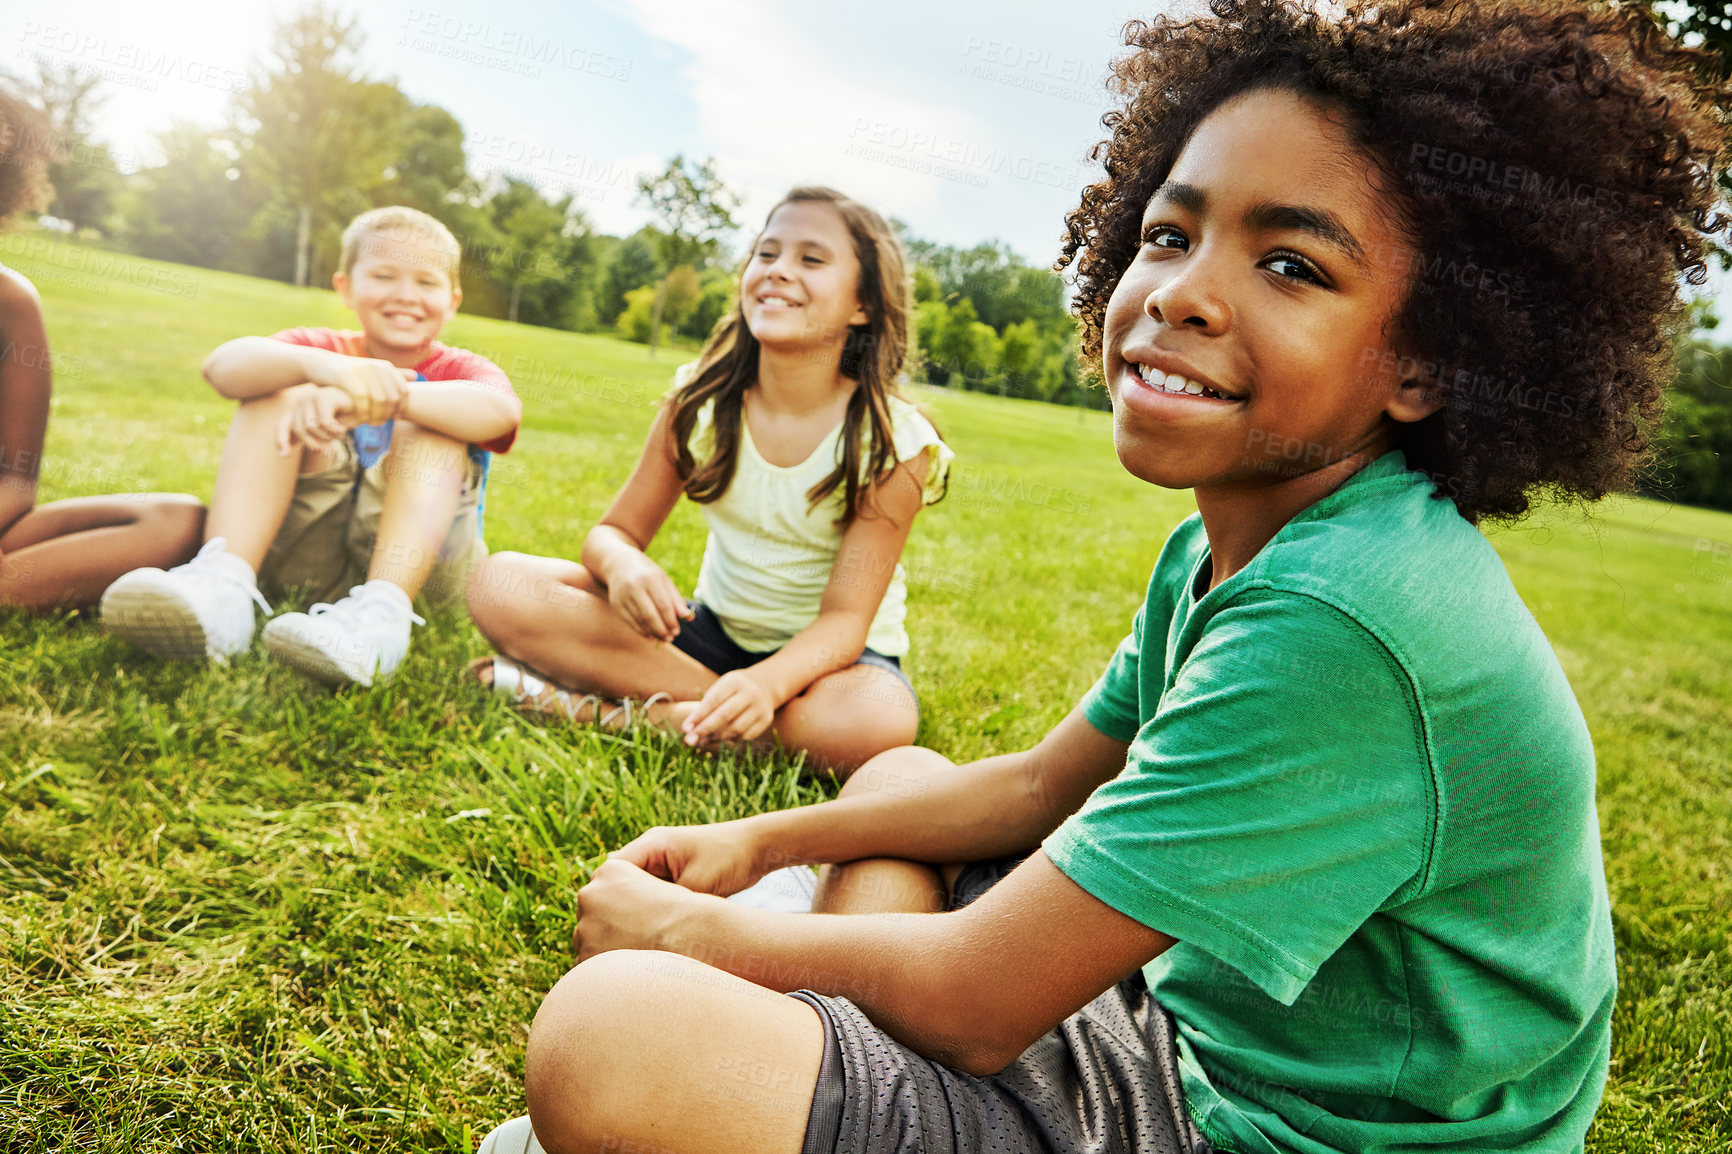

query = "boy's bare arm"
[203, 337, 347, 400]
[203, 339, 415, 425]
[578, 847, 1172, 1077]
[396, 381, 521, 445]
[618, 708, 1128, 892]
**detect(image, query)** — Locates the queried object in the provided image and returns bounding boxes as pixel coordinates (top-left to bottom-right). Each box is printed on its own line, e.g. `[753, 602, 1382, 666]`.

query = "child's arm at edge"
[593, 698, 1138, 1072]
[0, 270, 49, 535]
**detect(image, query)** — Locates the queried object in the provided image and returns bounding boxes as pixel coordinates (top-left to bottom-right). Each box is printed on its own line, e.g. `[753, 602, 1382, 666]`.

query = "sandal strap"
[602, 691, 674, 729]
[488, 655, 557, 706]
[565, 692, 609, 722]
[484, 655, 626, 725]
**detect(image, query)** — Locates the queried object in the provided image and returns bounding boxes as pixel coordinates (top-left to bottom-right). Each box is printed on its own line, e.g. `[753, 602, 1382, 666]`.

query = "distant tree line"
[6, 3, 1098, 411]
[1645, 306, 1732, 511]
[22, 1, 1729, 465]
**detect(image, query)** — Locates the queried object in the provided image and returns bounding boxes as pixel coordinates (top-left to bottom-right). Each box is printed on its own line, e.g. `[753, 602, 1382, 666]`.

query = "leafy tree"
[913, 300, 952, 384]
[617, 267, 702, 347]
[598, 227, 663, 326]
[905, 238, 1067, 332]
[616, 285, 658, 344]
[1646, 0, 1732, 77]
[27, 62, 122, 233]
[373, 103, 472, 217]
[928, 297, 1002, 391]
[998, 319, 1044, 400]
[123, 123, 263, 271]
[912, 264, 942, 305]
[238, 6, 399, 286]
[1648, 321, 1732, 509]
[635, 154, 740, 356]
[679, 266, 737, 341]
[658, 265, 703, 340]
[903, 231, 1086, 403]
[485, 178, 571, 324]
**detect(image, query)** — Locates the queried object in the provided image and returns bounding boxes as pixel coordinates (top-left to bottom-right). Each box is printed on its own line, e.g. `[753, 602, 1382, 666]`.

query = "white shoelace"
[184, 537, 273, 615]
[305, 584, 426, 628]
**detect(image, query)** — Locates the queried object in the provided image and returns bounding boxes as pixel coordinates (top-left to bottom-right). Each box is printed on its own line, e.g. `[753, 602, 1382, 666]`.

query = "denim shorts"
[671, 600, 918, 708]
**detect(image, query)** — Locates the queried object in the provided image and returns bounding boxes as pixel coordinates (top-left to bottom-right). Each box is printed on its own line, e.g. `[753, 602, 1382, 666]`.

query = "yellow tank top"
[684, 388, 952, 657]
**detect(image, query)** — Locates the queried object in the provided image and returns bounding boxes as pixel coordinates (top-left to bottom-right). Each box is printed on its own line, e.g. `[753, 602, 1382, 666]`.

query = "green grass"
[1, 237, 1728, 1151]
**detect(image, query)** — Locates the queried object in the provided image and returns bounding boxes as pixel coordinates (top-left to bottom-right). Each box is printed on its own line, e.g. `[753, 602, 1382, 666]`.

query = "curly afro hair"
[0, 81, 53, 227]
[1058, 0, 1730, 521]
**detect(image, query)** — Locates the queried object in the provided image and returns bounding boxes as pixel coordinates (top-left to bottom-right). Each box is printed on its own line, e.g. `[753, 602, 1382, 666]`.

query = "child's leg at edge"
[466, 550, 716, 702]
[525, 950, 822, 1154]
[205, 389, 330, 572]
[0, 494, 204, 610]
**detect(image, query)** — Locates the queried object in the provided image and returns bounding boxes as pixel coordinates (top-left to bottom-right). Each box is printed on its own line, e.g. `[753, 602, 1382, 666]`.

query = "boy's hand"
[612, 820, 771, 897]
[573, 856, 703, 962]
[606, 553, 694, 641]
[308, 355, 414, 425]
[682, 670, 778, 747]
[276, 386, 359, 455]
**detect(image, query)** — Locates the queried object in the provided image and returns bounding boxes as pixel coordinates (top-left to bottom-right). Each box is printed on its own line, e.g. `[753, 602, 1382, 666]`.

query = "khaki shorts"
[257, 434, 488, 607]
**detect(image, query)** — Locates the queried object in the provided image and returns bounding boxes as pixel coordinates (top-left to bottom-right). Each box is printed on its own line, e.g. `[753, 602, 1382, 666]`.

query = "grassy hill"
[0, 237, 1727, 1151]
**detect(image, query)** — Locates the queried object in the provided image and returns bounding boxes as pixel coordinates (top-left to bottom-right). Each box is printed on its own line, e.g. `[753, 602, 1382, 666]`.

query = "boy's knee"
[840, 743, 951, 799]
[380, 422, 466, 489]
[525, 952, 684, 1151]
[299, 442, 345, 477]
[392, 419, 465, 457]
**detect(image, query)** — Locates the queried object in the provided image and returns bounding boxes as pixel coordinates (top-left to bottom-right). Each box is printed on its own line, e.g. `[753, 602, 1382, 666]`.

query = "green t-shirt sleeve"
[1080, 604, 1146, 744]
[1045, 588, 1434, 1006]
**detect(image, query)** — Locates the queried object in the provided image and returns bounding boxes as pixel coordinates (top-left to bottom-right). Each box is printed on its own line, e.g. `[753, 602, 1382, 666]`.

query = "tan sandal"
[474, 654, 612, 723]
[600, 690, 675, 728]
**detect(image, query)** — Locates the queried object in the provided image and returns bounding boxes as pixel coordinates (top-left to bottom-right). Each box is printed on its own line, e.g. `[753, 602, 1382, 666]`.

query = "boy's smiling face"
[334, 235, 462, 363]
[1104, 88, 1436, 493]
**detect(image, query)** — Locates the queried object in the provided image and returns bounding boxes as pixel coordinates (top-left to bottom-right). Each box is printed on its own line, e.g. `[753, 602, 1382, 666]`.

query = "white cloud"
[617, 0, 990, 243]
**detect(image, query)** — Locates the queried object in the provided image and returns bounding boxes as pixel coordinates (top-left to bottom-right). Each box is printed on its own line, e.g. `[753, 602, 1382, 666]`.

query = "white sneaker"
[727, 864, 820, 913]
[262, 579, 424, 687]
[477, 1115, 544, 1154]
[100, 537, 271, 662]
[478, 1108, 543, 1143]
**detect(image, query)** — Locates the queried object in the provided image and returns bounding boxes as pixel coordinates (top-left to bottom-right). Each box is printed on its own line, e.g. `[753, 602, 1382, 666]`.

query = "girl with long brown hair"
[467, 187, 950, 773]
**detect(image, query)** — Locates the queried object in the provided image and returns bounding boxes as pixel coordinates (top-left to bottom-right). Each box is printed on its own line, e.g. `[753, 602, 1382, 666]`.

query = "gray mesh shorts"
[788, 858, 1212, 1154]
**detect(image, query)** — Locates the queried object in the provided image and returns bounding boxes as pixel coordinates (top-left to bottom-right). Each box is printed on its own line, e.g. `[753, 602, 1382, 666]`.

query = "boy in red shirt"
[102, 206, 521, 685]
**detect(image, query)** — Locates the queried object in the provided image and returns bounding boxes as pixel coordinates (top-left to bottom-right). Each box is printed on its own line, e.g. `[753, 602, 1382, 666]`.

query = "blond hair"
[339, 206, 463, 288]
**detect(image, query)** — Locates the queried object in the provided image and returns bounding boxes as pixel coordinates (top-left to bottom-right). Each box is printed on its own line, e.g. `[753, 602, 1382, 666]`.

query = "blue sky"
[5, 0, 1174, 264]
[7, 0, 1729, 312]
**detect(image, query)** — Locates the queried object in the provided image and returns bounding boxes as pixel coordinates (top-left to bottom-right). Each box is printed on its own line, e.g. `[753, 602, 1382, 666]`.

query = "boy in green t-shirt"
[475, 1, 1719, 1151]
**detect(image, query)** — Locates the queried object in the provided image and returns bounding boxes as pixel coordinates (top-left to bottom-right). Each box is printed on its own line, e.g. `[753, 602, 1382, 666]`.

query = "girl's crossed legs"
[466, 550, 920, 774]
